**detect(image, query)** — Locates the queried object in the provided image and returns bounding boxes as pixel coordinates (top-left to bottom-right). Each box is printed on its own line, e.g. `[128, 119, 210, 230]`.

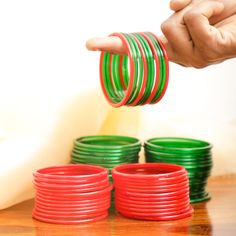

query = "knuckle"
[183, 10, 199, 25]
[161, 20, 175, 35]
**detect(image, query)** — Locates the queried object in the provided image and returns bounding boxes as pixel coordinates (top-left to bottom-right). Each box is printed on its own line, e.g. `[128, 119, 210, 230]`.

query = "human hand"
[86, 0, 236, 68]
[161, 0, 236, 67]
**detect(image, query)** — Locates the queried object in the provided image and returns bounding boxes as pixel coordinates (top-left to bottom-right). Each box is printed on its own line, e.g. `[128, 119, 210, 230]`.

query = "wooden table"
[0, 175, 236, 236]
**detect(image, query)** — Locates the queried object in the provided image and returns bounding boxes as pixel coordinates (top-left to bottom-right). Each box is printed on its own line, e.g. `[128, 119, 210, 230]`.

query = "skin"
[86, 0, 236, 68]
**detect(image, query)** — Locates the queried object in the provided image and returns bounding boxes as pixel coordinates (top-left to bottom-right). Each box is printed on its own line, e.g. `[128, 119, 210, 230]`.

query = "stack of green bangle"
[71, 135, 141, 183]
[100, 32, 169, 107]
[144, 137, 213, 203]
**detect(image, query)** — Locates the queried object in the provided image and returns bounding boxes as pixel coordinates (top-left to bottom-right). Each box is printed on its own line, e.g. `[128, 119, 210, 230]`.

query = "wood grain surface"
[0, 175, 236, 236]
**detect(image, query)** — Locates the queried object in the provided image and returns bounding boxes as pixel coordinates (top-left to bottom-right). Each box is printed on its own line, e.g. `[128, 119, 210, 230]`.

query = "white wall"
[0, 0, 235, 209]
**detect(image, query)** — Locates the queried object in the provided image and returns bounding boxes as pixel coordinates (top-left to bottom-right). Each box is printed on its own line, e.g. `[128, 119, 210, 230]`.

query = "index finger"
[86, 36, 127, 55]
[85, 35, 175, 65]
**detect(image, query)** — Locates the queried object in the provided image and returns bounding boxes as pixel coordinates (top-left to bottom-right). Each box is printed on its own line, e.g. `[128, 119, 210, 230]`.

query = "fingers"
[161, 8, 194, 66]
[85, 36, 127, 55]
[170, 0, 192, 12]
[183, 1, 224, 47]
[211, 14, 236, 57]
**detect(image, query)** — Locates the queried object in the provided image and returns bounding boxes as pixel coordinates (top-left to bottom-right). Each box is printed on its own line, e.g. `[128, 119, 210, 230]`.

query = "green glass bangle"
[125, 33, 147, 105]
[117, 55, 129, 92]
[71, 159, 139, 167]
[137, 32, 160, 105]
[189, 182, 208, 188]
[121, 55, 129, 88]
[71, 151, 139, 158]
[190, 192, 209, 199]
[144, 137, 212, 155]
[111, 54, 124, 99]
[148, 32, 170, 104]
[122, 33, 143, 105]
[144, 148, 212, 160]
[75, 135, 141, 151]
[72, 148, 140, 157]
[102, 52, 121, 103]
[189, 183, 208, 189]
[104, 52, 124, 103]
[71, 161, 127, 169]
[71, 153, 139, 162]
[145, 157, 212, 170]
[145, 157, 213, 169]
[188, 169, 212, 175]
[143, 32, 166, 104]
[71, 153, 139, 164]
[145, 156, 213, 166]
[70, 160, 118, 169]
[188, 172, 211, 179]
[190, 192, 210, 199]
[144, 153, 213, 164]
[132, 33, 155, 105]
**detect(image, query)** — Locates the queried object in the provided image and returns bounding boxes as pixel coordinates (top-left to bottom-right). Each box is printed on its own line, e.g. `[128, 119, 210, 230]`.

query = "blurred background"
[0, 0, 235, 209]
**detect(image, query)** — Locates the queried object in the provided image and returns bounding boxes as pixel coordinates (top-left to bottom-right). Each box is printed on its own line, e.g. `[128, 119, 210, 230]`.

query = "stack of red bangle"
[112, 163, 193, 221]
[33, 164, 113, 224]
[100, 32, 169, 107]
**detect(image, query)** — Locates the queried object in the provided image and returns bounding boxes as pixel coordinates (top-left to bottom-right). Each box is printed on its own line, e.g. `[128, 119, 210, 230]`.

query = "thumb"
[170, 0, 192, 12]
